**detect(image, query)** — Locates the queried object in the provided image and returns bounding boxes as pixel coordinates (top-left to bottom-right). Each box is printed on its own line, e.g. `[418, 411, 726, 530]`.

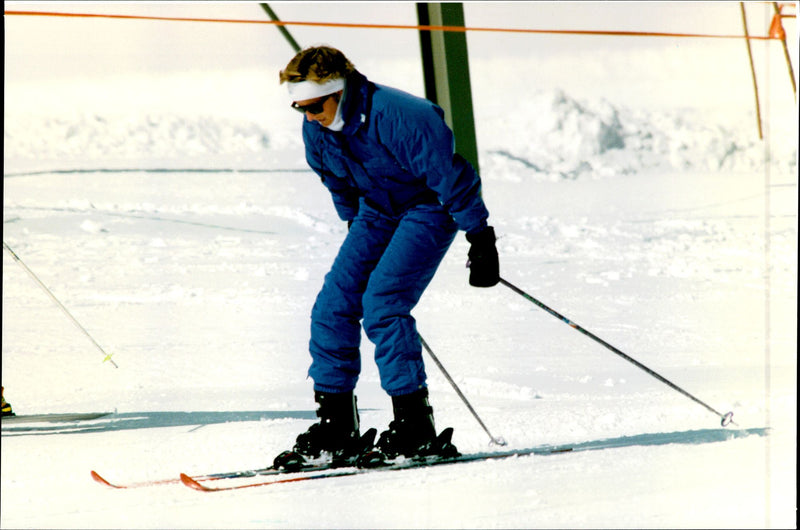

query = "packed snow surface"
[2, 9, 797, 528]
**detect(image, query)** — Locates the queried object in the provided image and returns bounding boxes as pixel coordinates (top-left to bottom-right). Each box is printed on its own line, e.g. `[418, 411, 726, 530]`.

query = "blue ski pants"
[309, 201, 458, 396]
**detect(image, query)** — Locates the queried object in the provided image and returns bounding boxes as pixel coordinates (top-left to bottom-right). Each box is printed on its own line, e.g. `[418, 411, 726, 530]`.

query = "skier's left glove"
[466, 226, 499, 287]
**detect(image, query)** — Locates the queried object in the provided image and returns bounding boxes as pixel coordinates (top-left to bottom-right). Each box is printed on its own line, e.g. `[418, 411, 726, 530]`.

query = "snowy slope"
[3, 112, 796, 529]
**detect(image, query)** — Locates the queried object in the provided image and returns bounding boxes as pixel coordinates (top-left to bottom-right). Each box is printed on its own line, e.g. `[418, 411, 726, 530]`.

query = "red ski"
[90, 465, 280, 489]
[179, 445, 575, 492]
[179, 470, 344, 492]
[90, 470, 182, 489]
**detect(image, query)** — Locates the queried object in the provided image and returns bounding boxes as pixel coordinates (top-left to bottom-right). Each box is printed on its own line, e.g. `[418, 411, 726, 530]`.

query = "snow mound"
[479, 89, 795, 180]
[3, 113, 277, 173]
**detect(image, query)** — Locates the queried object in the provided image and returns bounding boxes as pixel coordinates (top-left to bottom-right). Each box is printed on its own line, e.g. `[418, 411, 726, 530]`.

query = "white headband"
[287, 78, 346, 101]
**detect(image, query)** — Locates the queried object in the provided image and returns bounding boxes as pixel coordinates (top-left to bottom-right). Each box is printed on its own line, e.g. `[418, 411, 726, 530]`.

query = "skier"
[275, 46, 499, 467]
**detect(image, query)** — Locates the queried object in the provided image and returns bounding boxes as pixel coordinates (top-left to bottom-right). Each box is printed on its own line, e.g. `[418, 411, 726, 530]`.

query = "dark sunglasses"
[290, 94, 331, 115]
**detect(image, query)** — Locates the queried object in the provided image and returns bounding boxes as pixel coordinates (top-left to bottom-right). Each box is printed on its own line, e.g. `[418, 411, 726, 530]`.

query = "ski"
[177, 426, 769, 492]
[95, 427, 767, 491]
[180, 445, 574, 492]
[91, 470, 186, 489]
[91, 428, 380, 489]
[91, 461, 333, 490]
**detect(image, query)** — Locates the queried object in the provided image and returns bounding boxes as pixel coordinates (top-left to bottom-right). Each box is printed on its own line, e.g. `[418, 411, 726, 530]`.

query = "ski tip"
[90, 470, 120, 488]
[180, 473, 213, 491]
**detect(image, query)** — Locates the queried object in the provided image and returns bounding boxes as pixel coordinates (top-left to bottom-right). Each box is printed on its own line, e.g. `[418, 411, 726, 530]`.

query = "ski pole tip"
[491, 436, 508, 447]
[721, 411, 735, 427]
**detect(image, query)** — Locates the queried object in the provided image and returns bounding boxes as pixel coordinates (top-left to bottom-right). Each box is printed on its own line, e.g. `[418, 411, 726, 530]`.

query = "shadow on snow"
[2, 411, 768, 457]
[543, 427, 768, 455]
[1, 410, 318, 436]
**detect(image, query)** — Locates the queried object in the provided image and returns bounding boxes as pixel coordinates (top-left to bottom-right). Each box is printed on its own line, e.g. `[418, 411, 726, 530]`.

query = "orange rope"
[3, 10, 781, 40]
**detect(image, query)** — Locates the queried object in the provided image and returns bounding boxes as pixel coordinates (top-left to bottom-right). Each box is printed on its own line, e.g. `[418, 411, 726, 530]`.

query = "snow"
[2, 3, 798, 528]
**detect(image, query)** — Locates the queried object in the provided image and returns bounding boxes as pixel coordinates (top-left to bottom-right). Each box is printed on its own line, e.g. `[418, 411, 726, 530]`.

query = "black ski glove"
[466, 226, 499, 287]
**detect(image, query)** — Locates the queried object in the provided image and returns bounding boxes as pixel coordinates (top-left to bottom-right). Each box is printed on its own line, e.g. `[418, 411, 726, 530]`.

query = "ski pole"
[498, 277, 736, 427]
[419, 333, 507, 446]
[3, 241, 118, 368]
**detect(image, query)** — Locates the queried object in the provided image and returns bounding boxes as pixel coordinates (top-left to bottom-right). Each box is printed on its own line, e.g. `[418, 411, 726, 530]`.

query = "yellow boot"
[1, 386, 14, 417]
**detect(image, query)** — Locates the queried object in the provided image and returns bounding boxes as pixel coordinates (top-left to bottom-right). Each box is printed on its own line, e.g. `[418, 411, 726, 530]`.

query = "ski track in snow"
[2, 88, 797, 527]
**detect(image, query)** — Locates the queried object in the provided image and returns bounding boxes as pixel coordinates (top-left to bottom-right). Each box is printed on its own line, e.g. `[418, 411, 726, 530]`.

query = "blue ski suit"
[303, 70, 491, 396]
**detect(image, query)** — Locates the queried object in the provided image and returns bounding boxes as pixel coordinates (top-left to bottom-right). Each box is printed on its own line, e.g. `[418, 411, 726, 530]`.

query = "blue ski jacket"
[301, 70, 489, 235]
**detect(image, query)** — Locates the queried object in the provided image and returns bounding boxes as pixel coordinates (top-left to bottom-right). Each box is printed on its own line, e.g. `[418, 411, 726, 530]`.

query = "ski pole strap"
[498, 277, 736, 427]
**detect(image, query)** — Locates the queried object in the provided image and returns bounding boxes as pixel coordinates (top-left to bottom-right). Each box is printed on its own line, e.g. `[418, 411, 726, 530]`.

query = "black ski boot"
[362, 389, 459, 467]
[273, 391, 371, 470]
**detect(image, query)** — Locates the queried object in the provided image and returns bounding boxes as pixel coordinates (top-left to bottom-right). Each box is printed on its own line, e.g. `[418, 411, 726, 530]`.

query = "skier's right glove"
[466, 226, 499, 287]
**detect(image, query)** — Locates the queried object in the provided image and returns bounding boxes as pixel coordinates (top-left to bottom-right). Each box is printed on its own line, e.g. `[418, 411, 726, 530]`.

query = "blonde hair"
[279, 46, 356, 84]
